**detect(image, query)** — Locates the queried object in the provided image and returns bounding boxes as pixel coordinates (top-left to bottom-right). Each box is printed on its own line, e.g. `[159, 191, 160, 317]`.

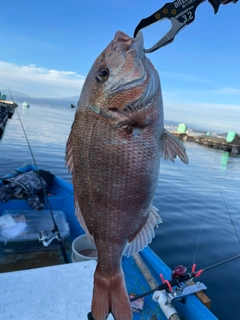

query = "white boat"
[22, 102, 30, 108]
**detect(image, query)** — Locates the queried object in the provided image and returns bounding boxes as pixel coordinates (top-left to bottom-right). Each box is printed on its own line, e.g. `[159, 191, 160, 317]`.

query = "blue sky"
[0, 0, 239, 132]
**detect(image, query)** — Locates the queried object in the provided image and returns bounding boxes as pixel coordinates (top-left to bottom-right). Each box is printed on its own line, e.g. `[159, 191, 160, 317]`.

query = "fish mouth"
[109, 31, 146, 95]
[109, 31, 159, 106]
[114, 31, 144, 57]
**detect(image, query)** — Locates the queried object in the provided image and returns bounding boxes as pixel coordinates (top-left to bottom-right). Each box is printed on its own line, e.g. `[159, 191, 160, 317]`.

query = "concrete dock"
[0, 100, 17, 137]
[0, 260, 114, 320]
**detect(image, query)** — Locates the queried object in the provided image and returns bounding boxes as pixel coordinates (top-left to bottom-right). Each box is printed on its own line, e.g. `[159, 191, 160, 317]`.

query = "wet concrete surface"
[0, 241, 72, 273]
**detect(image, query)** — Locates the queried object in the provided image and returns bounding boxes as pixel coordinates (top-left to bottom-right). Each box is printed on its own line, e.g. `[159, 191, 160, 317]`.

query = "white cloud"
[0, 61, 85, 98]
[163, 94, 240, 132]
[212, 87, 240, 95]
[1, 60, 238, 132]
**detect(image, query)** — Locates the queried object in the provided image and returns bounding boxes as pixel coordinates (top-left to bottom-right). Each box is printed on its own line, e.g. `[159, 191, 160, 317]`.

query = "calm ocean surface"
[0, 103, 240, 320]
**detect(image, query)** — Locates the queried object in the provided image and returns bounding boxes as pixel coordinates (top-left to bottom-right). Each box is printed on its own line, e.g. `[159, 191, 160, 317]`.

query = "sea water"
[0, 103, 239, 320]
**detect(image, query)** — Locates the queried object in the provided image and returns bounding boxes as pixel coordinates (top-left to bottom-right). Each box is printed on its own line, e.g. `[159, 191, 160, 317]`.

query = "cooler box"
[0, 210, 70, 253]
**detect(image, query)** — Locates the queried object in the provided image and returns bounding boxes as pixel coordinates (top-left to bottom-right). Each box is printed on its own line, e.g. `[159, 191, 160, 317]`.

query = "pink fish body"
[66, 31, 188, 320]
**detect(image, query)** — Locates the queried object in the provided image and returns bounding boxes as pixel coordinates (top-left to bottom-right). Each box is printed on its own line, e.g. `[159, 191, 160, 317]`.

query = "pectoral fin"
[113, 104, 149, 129]
[162, 129, 188, 164]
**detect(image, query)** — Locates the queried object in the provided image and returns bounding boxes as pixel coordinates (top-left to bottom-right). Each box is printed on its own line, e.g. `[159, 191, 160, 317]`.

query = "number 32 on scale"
[182, 11, 193, 23]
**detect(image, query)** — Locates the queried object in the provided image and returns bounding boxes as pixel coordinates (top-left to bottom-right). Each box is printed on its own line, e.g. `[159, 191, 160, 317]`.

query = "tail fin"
[91, 268, 132, 320]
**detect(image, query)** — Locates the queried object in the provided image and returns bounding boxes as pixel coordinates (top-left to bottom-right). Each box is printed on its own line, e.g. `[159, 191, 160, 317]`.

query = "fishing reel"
[38, 229, 61, 247]
[162, 264, 207, 302]
[171, 265, 188, 279]
[132, 254, 240, 307]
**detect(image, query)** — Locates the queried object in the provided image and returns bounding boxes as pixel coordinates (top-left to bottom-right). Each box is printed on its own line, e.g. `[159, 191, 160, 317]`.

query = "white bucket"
[71, 234, 97, 262]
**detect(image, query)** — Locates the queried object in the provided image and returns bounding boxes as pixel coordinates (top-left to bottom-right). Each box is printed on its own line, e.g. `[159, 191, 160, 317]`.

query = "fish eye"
[97, 67, 109, 82]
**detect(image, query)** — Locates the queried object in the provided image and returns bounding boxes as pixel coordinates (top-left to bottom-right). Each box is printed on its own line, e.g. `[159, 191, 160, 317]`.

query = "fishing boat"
[0, 163, 217, 320]
[22, 101, 30, 108]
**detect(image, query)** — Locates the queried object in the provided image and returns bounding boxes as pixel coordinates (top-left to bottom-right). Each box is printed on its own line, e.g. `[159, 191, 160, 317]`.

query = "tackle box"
[0, 210, 70, 253]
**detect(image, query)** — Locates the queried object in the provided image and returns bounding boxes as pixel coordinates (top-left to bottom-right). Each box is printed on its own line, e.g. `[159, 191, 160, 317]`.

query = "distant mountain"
[55, 95, 79, 101]
[0, 89, 79, 108]
[165, 119, 214, 134]
[14, 95, 79, 108]
[0, 89, 31, 98]
[1, 89, 237, 135]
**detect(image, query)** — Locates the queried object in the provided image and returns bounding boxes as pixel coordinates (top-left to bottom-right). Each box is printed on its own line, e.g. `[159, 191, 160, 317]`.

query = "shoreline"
[170, 131, 240, 155]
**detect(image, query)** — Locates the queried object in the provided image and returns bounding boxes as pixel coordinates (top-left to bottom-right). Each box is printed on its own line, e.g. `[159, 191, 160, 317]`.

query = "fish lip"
[114, 31, 144, 56]
[109, 31, 159, 105]
[108, 31, 146, 95]
[130, 32, 144, 53]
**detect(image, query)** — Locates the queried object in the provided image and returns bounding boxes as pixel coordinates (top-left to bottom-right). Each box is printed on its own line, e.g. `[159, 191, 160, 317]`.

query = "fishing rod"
[131, 187, 240, 303]
[130, 252, 240, 302]
[219, 188, 240, 246]
[8, 88, 69, 264]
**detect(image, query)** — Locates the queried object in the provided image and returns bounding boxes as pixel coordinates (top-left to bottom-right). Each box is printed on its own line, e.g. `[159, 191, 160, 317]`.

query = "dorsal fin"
[65, 128, 74, 173]
[65, 129, 94, 243]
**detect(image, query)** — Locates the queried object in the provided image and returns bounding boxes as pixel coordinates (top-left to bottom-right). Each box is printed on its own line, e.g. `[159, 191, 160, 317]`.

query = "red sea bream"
[66, 30, 188, 320]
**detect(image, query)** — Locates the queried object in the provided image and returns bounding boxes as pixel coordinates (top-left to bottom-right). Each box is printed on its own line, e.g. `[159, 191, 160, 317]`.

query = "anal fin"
[124, 206, 162, 256]
[75, 200, 94, 243]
